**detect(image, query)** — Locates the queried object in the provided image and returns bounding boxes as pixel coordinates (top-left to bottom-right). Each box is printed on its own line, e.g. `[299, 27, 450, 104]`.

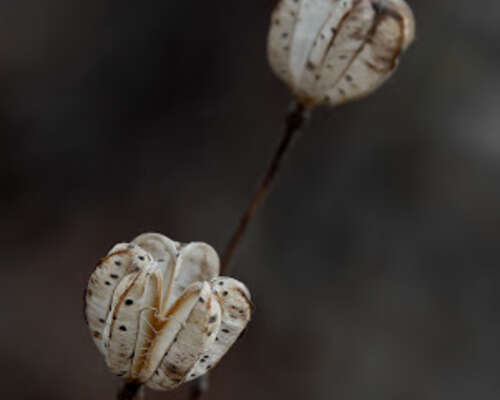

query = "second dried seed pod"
[268, 0, 415, 106]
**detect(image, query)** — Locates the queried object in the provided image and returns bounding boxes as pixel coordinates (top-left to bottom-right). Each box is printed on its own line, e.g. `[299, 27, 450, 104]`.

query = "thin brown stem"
[117, 383, 145, 400]
[190, 101, 310, 399]
[220, 100, 311, 275]
[190, 374, 210, 400]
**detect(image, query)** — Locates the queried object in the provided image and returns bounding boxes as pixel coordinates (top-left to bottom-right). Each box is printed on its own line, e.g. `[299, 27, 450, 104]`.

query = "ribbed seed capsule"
[184, 277, 253, 383]
[268, 0, 415, 106]
[84, 233, 252, 390]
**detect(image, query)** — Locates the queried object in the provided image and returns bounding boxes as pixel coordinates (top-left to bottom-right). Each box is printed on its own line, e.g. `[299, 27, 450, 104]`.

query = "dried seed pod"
[84, 233, 252, 391]
[268, 0, 415, 106]
[184, 277, 253, 383]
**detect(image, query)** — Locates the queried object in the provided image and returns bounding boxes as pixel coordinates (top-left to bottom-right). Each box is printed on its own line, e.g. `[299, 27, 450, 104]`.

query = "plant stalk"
[117, 383, 145, 400]
[190, 101, 309, 400]
[220, 100, 310, 274]
[190, 374, 210, 400]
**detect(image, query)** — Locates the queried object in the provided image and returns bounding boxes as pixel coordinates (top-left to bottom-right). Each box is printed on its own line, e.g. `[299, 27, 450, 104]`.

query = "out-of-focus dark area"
[2, 0, 500, 399]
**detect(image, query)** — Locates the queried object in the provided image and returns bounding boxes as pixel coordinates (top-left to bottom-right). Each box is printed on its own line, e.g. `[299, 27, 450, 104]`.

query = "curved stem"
[117, 383, 145, 400]
[220, 100, 311, 275]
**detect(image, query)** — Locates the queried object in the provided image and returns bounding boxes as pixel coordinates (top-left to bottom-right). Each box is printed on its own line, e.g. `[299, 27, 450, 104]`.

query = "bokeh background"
[2, 1, 500, 399]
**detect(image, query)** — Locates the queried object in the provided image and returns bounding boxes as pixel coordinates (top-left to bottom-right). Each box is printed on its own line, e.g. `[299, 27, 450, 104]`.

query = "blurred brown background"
[2, 0, 500, 399]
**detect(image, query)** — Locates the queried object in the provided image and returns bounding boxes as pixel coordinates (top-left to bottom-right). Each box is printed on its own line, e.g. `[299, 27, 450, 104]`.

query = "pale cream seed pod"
[84, 233, 252, 391]
[268, 0, 415, 106]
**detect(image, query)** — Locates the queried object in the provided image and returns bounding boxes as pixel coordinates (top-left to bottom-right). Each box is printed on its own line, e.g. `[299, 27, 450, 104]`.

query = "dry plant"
[83, 0, 416, 399]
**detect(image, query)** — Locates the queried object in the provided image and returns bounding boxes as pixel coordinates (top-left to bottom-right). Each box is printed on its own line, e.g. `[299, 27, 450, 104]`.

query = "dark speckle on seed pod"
[105, 281, 111, 286]
[125, 299, 134, 305]
[119, 325, 127, 331]
[222, 291, 228, 296]
[110, 274, 119, 279]
[199, 297, 205, 303]
[114, 260, 122, 266]
[138, 256, 145, 261]
[209, 315, 217, 323]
